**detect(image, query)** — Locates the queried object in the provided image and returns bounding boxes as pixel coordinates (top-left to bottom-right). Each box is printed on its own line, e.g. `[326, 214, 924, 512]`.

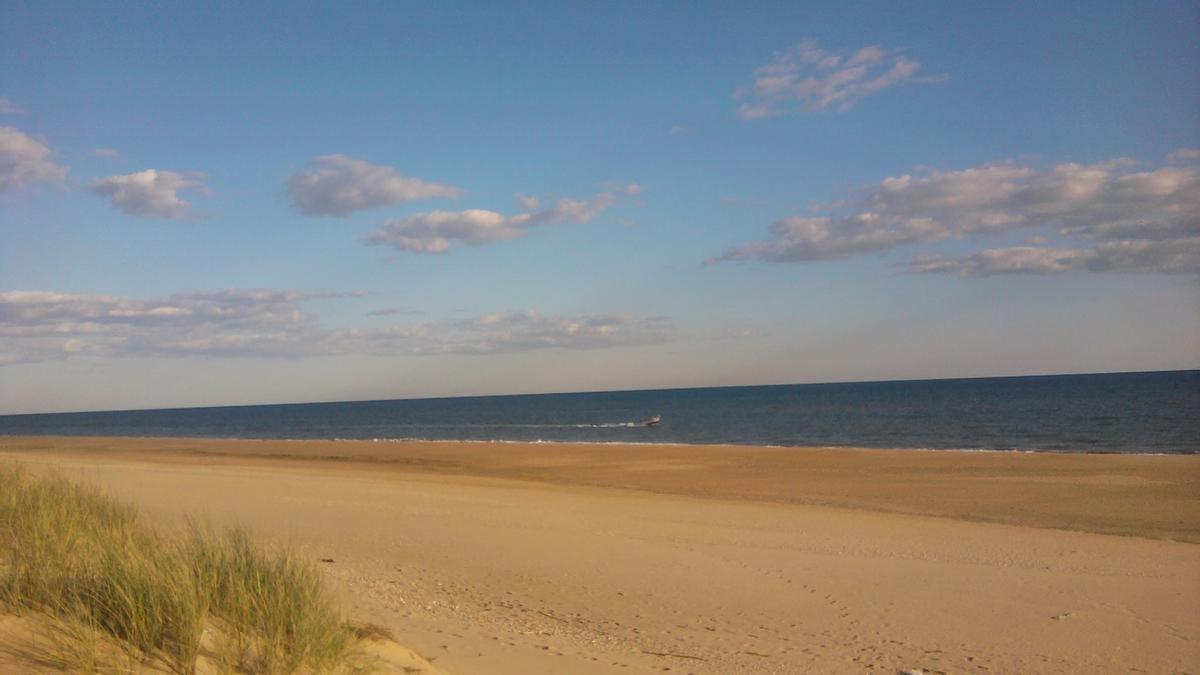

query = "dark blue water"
[1, 371, 1196, 453]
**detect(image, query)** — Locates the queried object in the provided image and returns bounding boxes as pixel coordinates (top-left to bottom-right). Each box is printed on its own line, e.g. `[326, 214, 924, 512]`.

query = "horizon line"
[3, 367, 1195, 418]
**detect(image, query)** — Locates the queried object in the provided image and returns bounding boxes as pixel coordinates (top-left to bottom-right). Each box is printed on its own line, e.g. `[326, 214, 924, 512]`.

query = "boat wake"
[391, 420, 657, 429]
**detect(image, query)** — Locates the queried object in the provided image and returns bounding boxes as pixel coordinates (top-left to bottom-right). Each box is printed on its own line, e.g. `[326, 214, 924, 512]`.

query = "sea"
[1, 370, 1196, 454]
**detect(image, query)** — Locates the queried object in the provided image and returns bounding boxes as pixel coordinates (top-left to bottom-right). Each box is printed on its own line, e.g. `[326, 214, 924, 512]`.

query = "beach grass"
[0, 463, 366, 674]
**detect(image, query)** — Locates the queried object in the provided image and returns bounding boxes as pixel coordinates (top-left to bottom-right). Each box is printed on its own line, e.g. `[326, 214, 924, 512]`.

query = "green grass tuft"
[0, 463, 368, 674]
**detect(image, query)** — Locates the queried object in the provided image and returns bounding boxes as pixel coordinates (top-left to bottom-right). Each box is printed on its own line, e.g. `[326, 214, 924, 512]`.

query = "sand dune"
[2, 436, 1197, 674]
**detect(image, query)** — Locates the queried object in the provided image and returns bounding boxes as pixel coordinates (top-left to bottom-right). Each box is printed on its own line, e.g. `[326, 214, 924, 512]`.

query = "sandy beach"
[2, 436, 1197, 674]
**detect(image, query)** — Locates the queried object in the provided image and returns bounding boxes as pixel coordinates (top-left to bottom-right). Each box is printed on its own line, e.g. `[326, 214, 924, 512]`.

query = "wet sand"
[2, 436, 1197, 673]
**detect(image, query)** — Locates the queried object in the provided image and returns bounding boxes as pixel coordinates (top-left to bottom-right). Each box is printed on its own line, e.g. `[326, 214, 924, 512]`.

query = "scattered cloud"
[90, 169, 205, 220]
[92, 147, 120, 159]
[368, 209, 518, 253]
[365, 185, 642, 254]
[707, 152, 1199, 277]
[669, 125, 695, 136]
[708, 212, 945, 264]
[286, 154, 463, 216]
[0, 289, 673, 365]
[734, 40, 941, 119]
[719, 326, 761, 339]
[367, 306, 423, 317]
[0, 289, 320, 364]
[516, 193, 541, 210]
[1080, 238, 1200, 274]
[905, 239, 1200, 278]
[346, 310, 672, 356]
[1167, 148, 1200, 164]
[905, 247, 1088, 277]
[0, 98, 24, 114]
[0, 126, 69, 193]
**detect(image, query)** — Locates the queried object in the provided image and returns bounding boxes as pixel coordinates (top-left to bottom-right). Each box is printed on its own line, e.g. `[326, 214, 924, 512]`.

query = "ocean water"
[1, 370, 1196, 454]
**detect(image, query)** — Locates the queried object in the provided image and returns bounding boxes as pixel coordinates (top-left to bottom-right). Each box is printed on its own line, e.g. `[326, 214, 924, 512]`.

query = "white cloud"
[708, 154, 1199, 276]
[367, 209, 518, 253]
[0, 289, 320, 364]
[367, 306, 423, 317]
[516, 193, 541, 210]
[734, 40, 940, 119]
[1167, 148, 1200, 164]
[1083, 238, 1199, 274]
[92, 147, 120, 159]
[0, 126, 69, 193]
[366, 185, 642, 254]
[346, 310, 672, 355]
[0, 289, 673, 365]
[90, 169, 204, 220]
[905, 247, 1088, 277]
[0, 98, 24, 114]
[286, 154, 463, 216]
[706, 213, 944, 264]
[905, 238, 1200, 278]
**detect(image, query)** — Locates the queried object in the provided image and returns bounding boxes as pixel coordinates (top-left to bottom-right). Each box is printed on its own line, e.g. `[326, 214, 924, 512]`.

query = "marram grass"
[0, 463, 371, 674]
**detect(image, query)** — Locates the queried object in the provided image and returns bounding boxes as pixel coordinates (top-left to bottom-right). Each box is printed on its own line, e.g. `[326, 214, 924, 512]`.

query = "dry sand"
[2, 436, 1197, 674]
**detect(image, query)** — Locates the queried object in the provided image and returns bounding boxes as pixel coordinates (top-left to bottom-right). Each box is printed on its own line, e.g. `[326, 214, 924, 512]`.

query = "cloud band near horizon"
[0, 289, 673, 365]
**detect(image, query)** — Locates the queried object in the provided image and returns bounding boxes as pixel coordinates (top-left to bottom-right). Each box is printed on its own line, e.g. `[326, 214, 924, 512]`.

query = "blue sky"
[1, 1, 1197, 413]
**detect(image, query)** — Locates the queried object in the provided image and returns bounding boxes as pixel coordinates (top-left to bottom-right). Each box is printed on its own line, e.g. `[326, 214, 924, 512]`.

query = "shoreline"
[1, 435, 1196, 674]
[4, 434, 1198, 543]
[5, 431, 1197, 455]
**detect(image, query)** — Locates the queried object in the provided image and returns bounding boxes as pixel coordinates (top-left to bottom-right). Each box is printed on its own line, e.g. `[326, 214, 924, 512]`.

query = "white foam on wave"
[317, 438, 1190, 454]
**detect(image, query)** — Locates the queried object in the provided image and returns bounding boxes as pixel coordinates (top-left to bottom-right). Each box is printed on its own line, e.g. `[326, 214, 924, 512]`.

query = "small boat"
[641, 415, 661, 427]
